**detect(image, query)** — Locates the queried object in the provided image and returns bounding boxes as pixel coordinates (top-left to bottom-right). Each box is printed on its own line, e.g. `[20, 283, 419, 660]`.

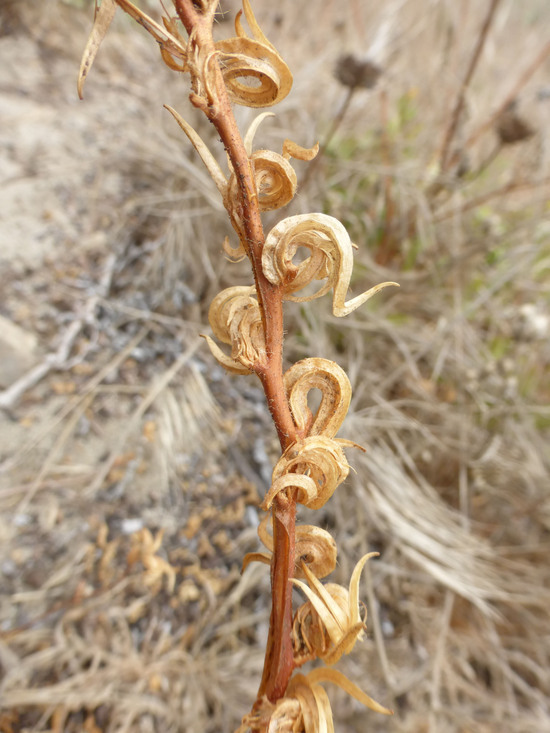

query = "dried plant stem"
[376, 89, 397, 266]
[438, 0, 502, 172]
[462, 38, 550, 154]
[300, 85, 356, 189]
[174, 0, 300, 703]
[432, 176, 550, 223]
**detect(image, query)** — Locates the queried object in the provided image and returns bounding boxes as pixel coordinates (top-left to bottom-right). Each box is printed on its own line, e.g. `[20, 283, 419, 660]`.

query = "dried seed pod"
[292, 554, 378, 664]
[334, 54, 382, 90]
[495, 101, 535, 145]
[261, 436, 349, 511]
[239, 668, 391, 731]
[262, 213, 398, 316]
[284, 357, 351, 438]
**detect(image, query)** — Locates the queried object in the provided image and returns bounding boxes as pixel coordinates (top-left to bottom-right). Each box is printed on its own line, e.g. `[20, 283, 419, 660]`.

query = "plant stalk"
[174, 0, 299, 704]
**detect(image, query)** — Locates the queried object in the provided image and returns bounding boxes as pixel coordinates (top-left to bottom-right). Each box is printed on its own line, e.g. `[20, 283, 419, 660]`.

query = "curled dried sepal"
[222, 235, 247, 262]
[261, 436, 349, 511]
[282, 139, 320, 162]
[295, 525, 337, 580]
[253, 150, 297, 211]
[284, 358, 351, 438]
[216, 0, 293, 108]
[246, 516, 337, 579]
[262, 214, 399, 317]
[291, 553, 378, 665]
[290, 668, 393, 724]
[202, 335, 251, 374]
[227, 149, 297, 213]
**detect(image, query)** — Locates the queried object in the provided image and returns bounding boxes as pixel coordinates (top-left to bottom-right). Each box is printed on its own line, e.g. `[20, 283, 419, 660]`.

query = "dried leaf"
[164, 105, 228, 199]
[77, 0, 117, 99]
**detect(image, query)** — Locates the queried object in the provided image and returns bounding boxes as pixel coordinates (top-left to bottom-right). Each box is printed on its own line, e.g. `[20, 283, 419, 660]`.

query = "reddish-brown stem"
[174, 0, 299, 705]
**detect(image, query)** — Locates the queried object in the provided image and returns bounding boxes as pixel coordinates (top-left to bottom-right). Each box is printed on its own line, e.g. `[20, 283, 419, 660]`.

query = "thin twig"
[439, 0, 502, 172]
[432, 176, 550, 223]
[444, 38, 550, 172]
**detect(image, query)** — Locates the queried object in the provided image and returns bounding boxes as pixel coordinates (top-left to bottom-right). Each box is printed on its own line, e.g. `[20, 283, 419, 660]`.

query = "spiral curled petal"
[208, 286, 255, 343]
[228, 295, 266, 369]
[262, 213, 399, 316]
[228, 149, 296, 212]
[215, 0, 292, 108]
[261, 436, 349, 511]
[284, 358, 351, 438]
[205, 286, 265, 372]
[226, 114, 317, 215]
[253, 150, 297, 210]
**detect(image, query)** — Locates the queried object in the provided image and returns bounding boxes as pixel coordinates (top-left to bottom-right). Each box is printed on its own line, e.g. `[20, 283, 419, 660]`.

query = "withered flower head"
[334, 54, 382, 90]
[495, 101, 536, 145]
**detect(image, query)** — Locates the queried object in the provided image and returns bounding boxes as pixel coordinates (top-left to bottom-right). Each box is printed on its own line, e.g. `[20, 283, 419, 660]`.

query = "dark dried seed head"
[495, 101, 536, 145]
[334, 55, 382, 90]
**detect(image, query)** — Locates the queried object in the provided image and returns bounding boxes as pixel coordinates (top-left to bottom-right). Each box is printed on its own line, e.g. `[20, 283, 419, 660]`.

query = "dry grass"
[0, 0, 549, 731]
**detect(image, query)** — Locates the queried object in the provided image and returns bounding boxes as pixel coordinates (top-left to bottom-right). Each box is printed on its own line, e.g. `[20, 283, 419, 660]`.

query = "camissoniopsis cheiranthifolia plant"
[79, 1, 397, 729]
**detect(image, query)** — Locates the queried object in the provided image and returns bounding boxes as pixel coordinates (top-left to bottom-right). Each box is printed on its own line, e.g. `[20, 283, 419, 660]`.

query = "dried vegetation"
[0, 0, 549, 731]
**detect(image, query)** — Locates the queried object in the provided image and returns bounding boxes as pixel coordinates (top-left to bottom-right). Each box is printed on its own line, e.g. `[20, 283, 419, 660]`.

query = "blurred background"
[0, 1, 549, 731]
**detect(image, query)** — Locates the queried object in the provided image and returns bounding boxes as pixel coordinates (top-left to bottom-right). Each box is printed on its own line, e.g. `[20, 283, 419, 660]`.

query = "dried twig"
[438, 0, 502, 172]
